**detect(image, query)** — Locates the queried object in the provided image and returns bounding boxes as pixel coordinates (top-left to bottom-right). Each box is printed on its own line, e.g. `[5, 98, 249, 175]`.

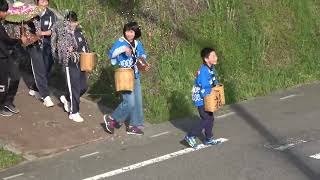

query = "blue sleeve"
[136, 41, 147, 61]
[199, 69, 212, 98]
[108, 40, 126, 65]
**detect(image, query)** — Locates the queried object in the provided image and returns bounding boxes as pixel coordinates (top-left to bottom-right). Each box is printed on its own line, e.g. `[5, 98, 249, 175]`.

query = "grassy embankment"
[50, 0, 320, 123]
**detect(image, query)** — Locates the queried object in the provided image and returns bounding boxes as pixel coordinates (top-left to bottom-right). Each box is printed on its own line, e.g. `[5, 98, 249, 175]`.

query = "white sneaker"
[60, 95, 70, 112]
[69, 113, 84, 122]
[29, 89, 42, 99]
[43, 96, 54, 107]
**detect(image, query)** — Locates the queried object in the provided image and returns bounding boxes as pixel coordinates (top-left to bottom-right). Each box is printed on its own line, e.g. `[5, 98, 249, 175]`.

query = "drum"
[80, 52, 96, 72]
[204, 84, 225, 112]
[114, 68, 134, 92]
[137, 58, 150, 72]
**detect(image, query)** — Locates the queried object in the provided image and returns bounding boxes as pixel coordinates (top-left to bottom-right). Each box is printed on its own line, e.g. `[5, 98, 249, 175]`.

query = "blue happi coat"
[192, 64, 219, 107]
[108, 37, 147, 79]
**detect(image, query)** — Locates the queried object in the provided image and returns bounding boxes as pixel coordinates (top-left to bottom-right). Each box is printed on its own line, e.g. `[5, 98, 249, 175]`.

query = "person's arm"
[50, 23, 58, 57]
[199, 68, 212, 98]
[109, 40, 127, 59]
[40, 11, 56, 36]
[0, 25, 22, 45]
[136, 41, 147, 60]
[41, 30, 52, 36]
[74, 29, 89, 52]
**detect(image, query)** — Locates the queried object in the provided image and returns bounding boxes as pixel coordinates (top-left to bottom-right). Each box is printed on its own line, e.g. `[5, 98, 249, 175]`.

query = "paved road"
[1, 82, 320, 180]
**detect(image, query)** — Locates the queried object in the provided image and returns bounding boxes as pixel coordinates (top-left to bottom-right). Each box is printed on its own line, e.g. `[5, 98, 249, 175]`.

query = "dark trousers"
[189, 106, 214, 139]
[3, 45, 28, 106]
[4, 55, 21, 106]
[0, 58, 10, 107]
[43, 44, 54, 78]
[65, 61, 88, 114]
[28, 45, 50, 98]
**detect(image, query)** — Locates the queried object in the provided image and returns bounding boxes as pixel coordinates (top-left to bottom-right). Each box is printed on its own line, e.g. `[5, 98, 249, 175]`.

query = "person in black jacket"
[0, 0, 26, 116]
[35, 0, 56, 75]
[27, 0, 56, 107]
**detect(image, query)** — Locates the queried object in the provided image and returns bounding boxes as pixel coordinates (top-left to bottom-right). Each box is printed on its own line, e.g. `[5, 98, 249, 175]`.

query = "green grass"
[50, 0, 320, 123]
[0, 148, 23, 169]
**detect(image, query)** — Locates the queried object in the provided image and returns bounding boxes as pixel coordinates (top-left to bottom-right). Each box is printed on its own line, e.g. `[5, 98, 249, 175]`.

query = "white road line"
[3, 173, 24, 180]
[80, 152, 100, 159]
[280, 94, 297, 100]
[150, 131, 170, 138]
[83, 138, 229, 180]
[274, 140, 307, 151]
[216, 112, 235, 119]
[310, 153, 320, 160]
[274, 143, 295, 151]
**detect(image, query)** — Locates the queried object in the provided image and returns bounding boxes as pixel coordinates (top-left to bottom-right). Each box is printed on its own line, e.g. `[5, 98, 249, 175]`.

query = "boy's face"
[205, 51, 218, 65]
[125, 30, 135, 42]
[38, 0, 49, 7]
[0, 11, 7, 19]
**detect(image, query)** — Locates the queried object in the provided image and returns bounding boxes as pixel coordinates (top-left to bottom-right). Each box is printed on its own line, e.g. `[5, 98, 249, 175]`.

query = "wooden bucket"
[204, 84, 225, 112]
[214, 84, 225, 105]
[80, 53, 96, 72]
[115, 68, 134, 92]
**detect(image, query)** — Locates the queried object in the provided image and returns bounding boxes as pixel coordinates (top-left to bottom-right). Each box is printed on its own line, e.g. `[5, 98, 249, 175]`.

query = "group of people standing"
[0, 0, 149, 135]
[0, 0, 90, 123]
[1, 0, 223, 144]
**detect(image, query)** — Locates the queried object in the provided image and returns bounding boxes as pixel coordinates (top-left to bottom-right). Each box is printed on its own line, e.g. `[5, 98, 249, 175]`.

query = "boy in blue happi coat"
[185, 47, 221, 148]
[104, 22, 148, 135]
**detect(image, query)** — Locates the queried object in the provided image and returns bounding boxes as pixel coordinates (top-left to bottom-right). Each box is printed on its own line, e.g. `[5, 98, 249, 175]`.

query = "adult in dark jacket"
[0, 0, 26, 116]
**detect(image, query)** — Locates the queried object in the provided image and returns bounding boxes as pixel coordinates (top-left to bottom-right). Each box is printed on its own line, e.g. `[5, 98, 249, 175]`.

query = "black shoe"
[126, 126, 144, 135]
[4, 104, 20, 114]
[103, 115, 115, 134]
[0, 108, 14, 117]
[115, 122, 122, 129]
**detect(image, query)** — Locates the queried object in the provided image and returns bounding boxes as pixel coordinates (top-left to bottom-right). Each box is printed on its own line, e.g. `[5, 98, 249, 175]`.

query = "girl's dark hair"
[0, 0, 9, 12]
[65, 11, 78, 22]
[201, 47, 215, 61]
[34, 0, 49, 5]
[123, 21, 141, 39]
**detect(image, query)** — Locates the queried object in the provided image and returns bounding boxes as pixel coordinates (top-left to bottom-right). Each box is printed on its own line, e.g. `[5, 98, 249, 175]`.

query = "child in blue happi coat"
[104, 22, 148, 135]
[185, 47, 221, 148]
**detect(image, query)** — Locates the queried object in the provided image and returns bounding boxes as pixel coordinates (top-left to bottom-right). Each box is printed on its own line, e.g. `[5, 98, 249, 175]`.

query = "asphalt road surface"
[1, 83, 320, 180]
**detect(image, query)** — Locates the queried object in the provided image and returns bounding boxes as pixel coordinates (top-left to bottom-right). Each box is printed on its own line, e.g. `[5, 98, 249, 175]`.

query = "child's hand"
[21, 35, 27, 44]
[145, 63, 151, 71]
[125, 46, 132, 56]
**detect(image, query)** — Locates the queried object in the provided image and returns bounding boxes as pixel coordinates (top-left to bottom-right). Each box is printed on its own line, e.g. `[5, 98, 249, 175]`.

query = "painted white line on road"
[80, 152, 100, 159]
[216, 112, 235, 119]
[150, 131, 170, 138]
[3, 173, 24, 180]
[83, 138, 229, 180]
[274, 143, 295, 151]
[280, 94, 297, 100]
[310, 153, 320, 160]
[274, 140, 307, 151]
